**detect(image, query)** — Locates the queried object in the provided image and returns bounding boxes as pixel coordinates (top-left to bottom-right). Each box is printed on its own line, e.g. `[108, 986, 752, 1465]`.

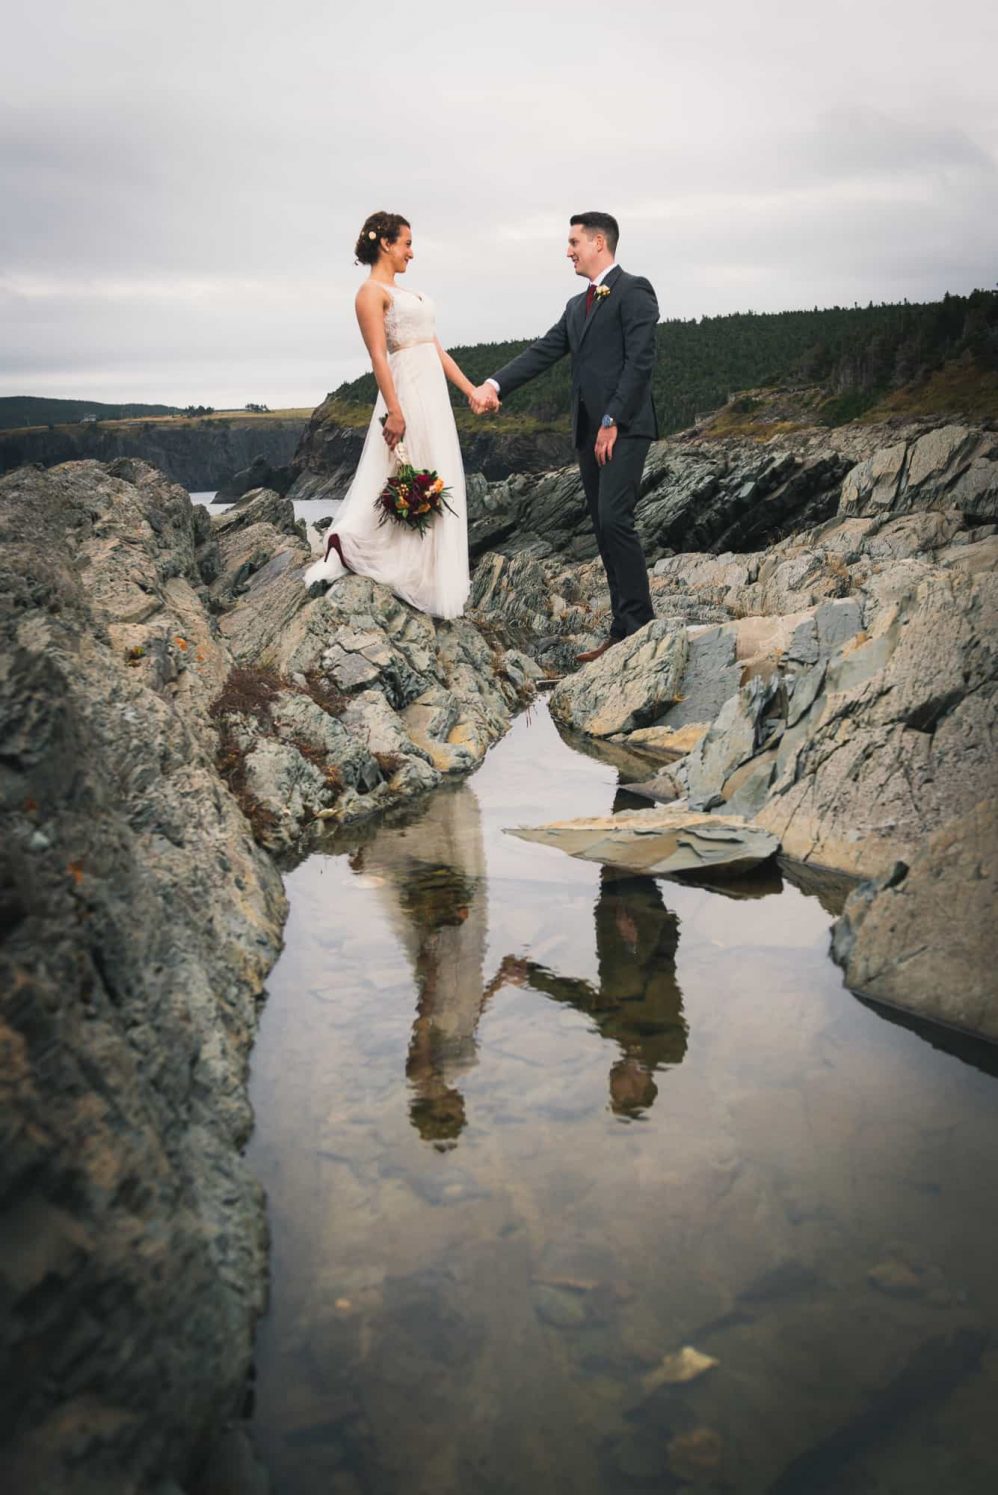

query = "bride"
[303, 211, 485, 618]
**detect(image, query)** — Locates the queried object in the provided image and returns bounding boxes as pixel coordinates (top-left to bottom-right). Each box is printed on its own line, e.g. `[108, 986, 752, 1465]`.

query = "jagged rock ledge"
[0, 459, 535, 1492]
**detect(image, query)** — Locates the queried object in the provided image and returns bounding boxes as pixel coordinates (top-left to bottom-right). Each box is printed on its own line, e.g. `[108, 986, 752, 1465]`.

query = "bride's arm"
[356, 284, 405, 450]
[434, 339, 477, 402]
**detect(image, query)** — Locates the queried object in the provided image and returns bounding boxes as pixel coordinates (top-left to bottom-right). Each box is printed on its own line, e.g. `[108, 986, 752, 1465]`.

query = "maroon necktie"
[585, 284, 596, 316]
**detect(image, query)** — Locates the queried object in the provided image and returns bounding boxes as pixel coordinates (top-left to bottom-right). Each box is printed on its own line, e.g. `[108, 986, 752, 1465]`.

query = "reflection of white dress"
[303, 285, 470, 619]
[361, 786, 488, 1085]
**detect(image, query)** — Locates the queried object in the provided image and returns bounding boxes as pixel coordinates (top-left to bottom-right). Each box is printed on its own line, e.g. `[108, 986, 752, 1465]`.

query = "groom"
[472, 212, 659, 662]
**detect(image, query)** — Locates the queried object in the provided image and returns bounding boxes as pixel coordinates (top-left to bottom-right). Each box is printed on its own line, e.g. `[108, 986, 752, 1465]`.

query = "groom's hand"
[594, 424, 618, 466]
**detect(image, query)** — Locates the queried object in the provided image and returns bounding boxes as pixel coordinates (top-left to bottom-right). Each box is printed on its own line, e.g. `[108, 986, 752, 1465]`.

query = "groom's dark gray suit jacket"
[490, 265, 659, 447]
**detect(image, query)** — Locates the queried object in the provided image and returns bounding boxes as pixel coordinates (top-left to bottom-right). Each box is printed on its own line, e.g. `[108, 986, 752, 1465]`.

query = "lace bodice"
[384, 284, 436, 353]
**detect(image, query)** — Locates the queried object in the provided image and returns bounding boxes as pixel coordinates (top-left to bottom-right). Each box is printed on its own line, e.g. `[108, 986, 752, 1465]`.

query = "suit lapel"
[570, 289, 588, 348]
[577, 264, 623, 352]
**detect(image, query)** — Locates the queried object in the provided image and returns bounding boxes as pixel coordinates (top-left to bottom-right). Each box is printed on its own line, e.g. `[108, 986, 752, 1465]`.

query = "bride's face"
[383, 228, 414, 275]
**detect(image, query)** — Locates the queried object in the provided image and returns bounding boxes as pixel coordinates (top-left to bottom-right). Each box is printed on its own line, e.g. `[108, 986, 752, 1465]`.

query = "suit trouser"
[577, 430, 654, 639]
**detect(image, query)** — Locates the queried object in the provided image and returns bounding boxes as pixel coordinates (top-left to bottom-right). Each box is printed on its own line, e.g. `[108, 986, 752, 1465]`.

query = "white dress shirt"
[487, 263, 616, 394]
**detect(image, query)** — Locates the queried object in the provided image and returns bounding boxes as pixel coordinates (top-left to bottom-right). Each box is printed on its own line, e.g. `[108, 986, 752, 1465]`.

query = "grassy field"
[4, 408, 314, 437]
[860, 362, 998, 423]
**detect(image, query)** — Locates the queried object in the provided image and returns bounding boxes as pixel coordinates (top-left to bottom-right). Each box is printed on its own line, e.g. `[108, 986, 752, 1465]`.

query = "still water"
[246, 706, 998, 1494]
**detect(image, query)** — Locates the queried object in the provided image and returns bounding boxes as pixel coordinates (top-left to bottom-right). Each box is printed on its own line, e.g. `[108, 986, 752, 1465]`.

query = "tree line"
[331, 289, 998, 432]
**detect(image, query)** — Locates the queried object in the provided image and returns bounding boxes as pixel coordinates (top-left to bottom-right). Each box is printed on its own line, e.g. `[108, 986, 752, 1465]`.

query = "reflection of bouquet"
[376, 429, 454, 537]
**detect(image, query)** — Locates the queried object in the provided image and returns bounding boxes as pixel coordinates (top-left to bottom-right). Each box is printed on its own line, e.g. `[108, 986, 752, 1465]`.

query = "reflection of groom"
[500, 868, 686, 1118]
[471, 212, 659, 663]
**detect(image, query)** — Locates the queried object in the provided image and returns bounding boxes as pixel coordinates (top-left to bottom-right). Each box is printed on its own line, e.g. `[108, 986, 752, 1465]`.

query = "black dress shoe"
[575, 637, 622, 664]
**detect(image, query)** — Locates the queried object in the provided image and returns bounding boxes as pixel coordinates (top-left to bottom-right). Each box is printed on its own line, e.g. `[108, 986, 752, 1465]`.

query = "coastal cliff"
[0, 416, 305, 492]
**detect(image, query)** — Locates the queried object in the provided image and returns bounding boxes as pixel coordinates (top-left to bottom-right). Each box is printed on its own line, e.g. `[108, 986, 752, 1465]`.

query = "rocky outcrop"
[0, 418, 305, 492]
[548, 621, 687, 737]
[466, 417, 997, 570]
[839, 424, 998, 523]
[466, 439, 854, 564]
[831, 802, 998, 1041]
[0, 460, 286, 1493]
[474, 416, 998, 1042]
[215, 453, 294, 501]
[206, 491, 537, 849]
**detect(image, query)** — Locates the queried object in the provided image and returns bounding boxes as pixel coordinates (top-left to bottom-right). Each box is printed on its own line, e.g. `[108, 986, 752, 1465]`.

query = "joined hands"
[468, 383, 501, 416]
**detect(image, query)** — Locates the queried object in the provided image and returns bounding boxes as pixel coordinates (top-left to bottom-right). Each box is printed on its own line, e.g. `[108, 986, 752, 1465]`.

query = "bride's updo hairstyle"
[354, 211, 410, 266]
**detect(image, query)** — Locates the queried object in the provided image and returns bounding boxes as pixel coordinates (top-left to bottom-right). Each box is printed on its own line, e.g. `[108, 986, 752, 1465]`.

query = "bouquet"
[375, 427, 454, 537]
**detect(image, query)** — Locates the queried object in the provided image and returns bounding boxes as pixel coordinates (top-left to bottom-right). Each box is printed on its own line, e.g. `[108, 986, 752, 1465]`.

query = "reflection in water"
[513, 868, 686, 1118]
[353, 784, 689, 1134]
[347, 786, 500, 1146]
[248, 708, 998, 1495]
[513, 788, 686, 1118]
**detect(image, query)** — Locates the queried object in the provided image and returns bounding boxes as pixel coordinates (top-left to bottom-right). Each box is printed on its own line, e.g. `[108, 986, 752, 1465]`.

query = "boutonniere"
[594, 285, 611, 301]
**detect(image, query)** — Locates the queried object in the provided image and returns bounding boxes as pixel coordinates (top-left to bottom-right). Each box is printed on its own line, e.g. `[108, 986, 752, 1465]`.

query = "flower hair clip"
[368, 230, 377, 240]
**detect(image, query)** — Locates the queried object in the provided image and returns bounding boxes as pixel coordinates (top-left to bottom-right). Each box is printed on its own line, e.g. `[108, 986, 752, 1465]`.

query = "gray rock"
[831, 801, 998, 1041]
[0, 460, 285, 1493]
[548, 620, 688, 737]
[839, 424, 998, 522]
[657, 624, 741, 729]
[683, 673, 786, 811]
[754, 567, 998, 877]
[508, 805, 780, 876]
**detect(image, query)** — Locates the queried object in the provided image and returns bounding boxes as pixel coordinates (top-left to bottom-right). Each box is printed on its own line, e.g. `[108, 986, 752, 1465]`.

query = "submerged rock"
[641, 1345, 719, 1392]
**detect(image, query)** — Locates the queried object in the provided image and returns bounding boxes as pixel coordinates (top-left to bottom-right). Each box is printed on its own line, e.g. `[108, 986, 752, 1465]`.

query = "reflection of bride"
[349, 785, 496, 1145]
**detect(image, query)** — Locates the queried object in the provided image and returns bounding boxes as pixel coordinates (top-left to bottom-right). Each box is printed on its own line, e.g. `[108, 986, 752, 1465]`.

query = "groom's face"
[566, 226, 602, 280]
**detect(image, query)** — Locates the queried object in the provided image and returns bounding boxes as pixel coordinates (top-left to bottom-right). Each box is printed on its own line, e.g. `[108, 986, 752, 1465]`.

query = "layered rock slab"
[508, 806, 779, 876]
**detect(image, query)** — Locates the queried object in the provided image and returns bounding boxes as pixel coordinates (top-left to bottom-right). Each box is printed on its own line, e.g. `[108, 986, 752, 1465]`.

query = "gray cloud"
[1, 0, 996, 406]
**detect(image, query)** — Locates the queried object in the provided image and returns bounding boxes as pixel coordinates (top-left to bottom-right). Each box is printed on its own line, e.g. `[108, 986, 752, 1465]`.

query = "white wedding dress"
[303, 284, 470, 618]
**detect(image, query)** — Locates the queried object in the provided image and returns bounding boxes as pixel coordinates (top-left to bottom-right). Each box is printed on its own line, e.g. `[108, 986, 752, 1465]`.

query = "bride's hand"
[383, 409, 406, 450]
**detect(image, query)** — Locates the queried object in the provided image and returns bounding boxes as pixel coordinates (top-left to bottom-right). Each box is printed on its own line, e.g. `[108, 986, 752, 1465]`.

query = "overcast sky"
[2, 0, 995, 408]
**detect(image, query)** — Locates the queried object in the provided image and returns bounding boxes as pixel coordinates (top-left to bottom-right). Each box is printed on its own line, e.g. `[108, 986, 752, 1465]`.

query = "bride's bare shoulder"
[355, 280, 390, 309]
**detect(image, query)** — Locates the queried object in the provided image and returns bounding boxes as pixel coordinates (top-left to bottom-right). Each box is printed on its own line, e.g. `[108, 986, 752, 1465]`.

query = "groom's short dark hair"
[570, 212, 619, 253]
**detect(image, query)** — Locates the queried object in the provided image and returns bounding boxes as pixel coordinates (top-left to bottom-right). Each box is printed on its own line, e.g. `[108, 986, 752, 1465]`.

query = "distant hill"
[0, 397, 182, 430]
[331, 288, 998, 433]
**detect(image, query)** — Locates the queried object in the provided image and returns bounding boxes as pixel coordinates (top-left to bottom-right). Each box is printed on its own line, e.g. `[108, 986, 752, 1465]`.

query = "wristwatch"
[600, 415, 616, 429]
